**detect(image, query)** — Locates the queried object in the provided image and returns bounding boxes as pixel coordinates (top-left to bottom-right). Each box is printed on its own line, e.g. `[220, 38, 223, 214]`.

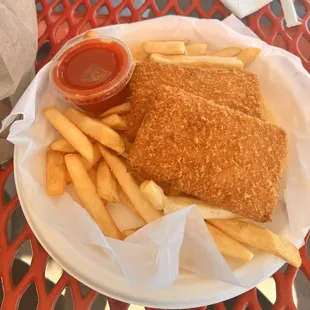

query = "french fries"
[150, 54, 244, 70]
[50, 138, 76, 153]
[79, 143, 101, 171]
[65, 144, 101, 185]
[142, 41, 186, 55]
[101, 114, 127, 131]
[88, 167, 97, 185]
[140, 180, 166, 210]
[96, 161, 120, 202]
[65, 154, 122, 239]
[65, 170, 72, 184]
[101, 102, 131, 117]
[142, 180, 239, 219]
[131, 45, 149, 62]
[186, 43, 207, 56]
[237, 47, 261, 66]
[117, 185, 141, 216]
[208, 219, 301, 268]
[46, 151, 66, 196]
[206, 223, 254, 261]
[86, 135, 96, 143]
[164, 197, 238, 220]
[211, 47, 241, 57]
[99, 145, 162, 223]
[65, 107, 125, 154]
[139, 180, 237, 219]
[44, 107, 94, 163]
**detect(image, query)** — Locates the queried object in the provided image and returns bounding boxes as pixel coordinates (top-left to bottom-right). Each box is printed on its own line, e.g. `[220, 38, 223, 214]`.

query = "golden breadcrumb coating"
[128, 86, 287, 222]
[126, 62, 262, 140]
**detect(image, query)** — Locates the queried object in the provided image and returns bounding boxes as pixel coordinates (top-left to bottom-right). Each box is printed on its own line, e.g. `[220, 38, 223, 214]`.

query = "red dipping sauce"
[50, 33, 134, 113]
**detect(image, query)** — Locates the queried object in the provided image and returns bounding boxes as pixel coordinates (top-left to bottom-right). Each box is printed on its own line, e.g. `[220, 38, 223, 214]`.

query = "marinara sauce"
[50, 32, 134, 113]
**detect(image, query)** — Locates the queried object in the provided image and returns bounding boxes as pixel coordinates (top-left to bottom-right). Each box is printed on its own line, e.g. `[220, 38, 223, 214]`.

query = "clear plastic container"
[49, 32, 134, 113]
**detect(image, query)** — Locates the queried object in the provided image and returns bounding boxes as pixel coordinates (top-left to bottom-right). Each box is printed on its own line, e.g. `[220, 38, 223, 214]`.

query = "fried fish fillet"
[128, 86, 287, 222]
[126, 62, 261, 140]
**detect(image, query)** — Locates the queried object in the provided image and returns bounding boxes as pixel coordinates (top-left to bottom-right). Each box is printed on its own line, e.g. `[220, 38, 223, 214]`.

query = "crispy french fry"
[50, 138, 77, 153]
[237, 47, 261, 66]
[117, 184, 142, 216]
[164, 196, 238, 219]
[123, 227, 142, 238]
[142, 41, 186, 55]
[79, 143, 101, 170]
[88, 167, 97, 185]
[140, 180, 166, 210]
[131, 45, 149, 61]
[208, 219, 301, 268]
[44, 107, 94, 163]
[186, 43, 207, 56]
[65, 154, 122, 239]
[96, 161, 120, 202]
[65, 169, 72, 184]
[150, 54, 243, 70]
[101, 102, 131, 117]
[101, 114, 127, 131]
[139, 180, 237, 218]
[207, 223, 253, 261]
[65, 144, 101, 185]
[65, 108, 124, 154]
[211, 47, 241, 57]
[99, 145, 162, 223]
[46, 151, 66, 196]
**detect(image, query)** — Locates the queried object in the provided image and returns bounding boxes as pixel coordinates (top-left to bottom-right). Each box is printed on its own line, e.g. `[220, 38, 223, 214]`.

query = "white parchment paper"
[2, 15, 310, 290]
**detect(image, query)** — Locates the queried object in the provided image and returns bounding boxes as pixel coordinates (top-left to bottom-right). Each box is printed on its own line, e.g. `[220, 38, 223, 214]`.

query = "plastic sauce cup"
[49, 32, 134, 113]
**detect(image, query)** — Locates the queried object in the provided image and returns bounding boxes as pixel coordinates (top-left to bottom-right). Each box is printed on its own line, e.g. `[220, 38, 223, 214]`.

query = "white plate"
[15, 146, 284, 308]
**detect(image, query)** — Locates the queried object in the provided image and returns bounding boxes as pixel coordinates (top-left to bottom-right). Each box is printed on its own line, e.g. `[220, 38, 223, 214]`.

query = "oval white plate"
[14, 146, 284, 308]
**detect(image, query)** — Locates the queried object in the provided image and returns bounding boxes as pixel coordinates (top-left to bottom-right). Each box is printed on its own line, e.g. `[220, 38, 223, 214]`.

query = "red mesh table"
[1, 0, 310, 309]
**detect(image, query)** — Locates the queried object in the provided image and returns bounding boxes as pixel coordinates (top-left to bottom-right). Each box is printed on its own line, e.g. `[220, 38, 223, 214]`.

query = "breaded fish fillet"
[126, 62, 261, 140]
[128, 86, 287, 222]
